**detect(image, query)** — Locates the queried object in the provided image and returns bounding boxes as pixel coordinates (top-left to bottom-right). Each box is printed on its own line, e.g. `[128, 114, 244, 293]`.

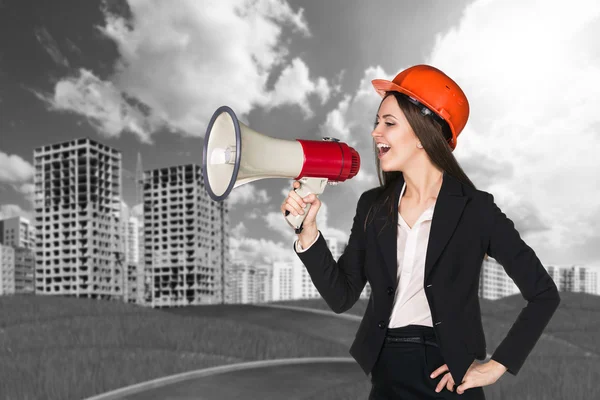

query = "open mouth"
[377, 143, 391, 157]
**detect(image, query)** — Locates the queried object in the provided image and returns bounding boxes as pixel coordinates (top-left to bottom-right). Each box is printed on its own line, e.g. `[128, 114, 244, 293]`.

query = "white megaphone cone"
[202, 106, 360, 233]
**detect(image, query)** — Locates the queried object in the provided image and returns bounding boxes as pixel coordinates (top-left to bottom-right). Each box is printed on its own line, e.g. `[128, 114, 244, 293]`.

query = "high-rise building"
[292, 234, 372, 301]
[14, 247, 35, 294]
[142, 164, 229, 307]
[546, 265, 598, 295]
[272, 260, 295, 301]
[126, 216, 140, 264]
[33, 138, 123, 299]
[255, 265, 272, 303]
[478, 255, 520, 300]
[0, 216, 35, 249]
[0, 244, 15, 295]
[227, 263, 272, 304]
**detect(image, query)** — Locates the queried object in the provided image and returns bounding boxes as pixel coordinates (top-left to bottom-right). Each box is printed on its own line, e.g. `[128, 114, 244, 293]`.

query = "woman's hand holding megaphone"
[281, 181, 321, 244]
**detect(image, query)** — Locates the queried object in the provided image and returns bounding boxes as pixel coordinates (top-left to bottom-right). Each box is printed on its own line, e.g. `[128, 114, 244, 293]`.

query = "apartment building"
[0, 216, 36, 294]
[142, 164, 230, 307]
[0, 244, 15, 295]
[33, 138, 124, 299]
[272, 260, 295, 301]
[0, 216, 35, 249]
[14, 247, 35, 294]
[478, 256, 520, 300]
[547, 265, 598, 295]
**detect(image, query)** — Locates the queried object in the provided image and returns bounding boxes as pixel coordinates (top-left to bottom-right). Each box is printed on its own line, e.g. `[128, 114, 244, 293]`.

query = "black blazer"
[294, 170, 560, 385]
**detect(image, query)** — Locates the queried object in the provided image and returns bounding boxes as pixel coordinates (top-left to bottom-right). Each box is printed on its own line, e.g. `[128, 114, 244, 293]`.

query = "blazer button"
[386, 286, 394, 295]
[378, 321, 386, 329]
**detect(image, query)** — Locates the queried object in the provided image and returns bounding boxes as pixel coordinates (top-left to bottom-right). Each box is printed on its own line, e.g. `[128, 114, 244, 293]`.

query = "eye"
[385, 122, 394, 127]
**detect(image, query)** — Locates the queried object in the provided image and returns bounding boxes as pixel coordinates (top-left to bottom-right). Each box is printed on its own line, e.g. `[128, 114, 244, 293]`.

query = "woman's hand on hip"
[430, 359, 507, 394]
[456, 359, 507, 394]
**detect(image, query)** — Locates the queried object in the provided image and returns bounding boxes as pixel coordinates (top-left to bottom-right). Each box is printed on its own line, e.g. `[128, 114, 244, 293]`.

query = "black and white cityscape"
[0, 0, 599, 399]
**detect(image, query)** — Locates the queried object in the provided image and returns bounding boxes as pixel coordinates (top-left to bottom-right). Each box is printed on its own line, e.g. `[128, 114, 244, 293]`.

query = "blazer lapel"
[424, 171, 467, 283]
[373, 170, 467, 284]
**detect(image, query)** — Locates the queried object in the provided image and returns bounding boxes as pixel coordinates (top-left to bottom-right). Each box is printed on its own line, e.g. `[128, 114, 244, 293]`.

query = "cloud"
[34, 26, 70, 68]
[0, 204, 33, 221]
[423, 0, 600, 263]
[267, 58, 331, 117]
[37, 0, 327, 142]
[318, 65, 388, 195]
[321, 0, 600, 263]
[0, 150, 34, 184]
[34, 69, 162, 143]
[229, 235, 295, 266]
[230, 221, 248, 238]
[227, 183, 271, 207]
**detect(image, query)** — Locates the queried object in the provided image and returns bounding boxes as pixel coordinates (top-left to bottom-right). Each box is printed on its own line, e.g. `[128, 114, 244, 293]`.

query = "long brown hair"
[364, 91, 476, 232]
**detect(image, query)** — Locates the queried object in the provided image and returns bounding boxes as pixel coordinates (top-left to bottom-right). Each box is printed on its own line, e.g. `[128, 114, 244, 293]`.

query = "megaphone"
[202, 106, 361, 233]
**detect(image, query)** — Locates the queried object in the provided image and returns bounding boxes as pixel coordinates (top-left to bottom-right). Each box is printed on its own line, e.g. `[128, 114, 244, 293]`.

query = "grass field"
[0, 292, 597, 400]
[0, 294, 358, 400]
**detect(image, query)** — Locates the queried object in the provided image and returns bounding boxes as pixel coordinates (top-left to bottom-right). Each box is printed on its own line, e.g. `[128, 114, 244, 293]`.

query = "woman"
[280, 64, 560, 399]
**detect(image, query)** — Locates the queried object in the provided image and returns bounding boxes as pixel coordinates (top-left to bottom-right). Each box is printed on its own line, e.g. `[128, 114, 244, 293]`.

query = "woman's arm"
[484, 193, 561, 375]
[293, 192, 369, 314]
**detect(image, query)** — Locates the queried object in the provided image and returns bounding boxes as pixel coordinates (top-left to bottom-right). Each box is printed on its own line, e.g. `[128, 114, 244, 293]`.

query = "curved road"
[86, 358, 368, 400]
[86, 304, 369, 400]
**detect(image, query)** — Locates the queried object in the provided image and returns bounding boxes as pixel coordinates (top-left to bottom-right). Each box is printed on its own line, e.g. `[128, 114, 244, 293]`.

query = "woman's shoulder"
[358, 185, 387, 204]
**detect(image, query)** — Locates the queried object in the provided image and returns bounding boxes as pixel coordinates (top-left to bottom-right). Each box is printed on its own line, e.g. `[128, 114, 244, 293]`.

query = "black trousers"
[368, 324, 486, 400]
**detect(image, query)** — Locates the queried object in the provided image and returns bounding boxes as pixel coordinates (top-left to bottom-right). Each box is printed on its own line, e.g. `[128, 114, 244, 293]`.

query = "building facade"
[33, 138, 123, 299]
[478, 255, 520, 300]
[0, 244, 15, 295]
[142, 164, 230, 307]
[546, 265, 598, 295]
[14, 247, 35, 294]
[0, 216, 35, 249]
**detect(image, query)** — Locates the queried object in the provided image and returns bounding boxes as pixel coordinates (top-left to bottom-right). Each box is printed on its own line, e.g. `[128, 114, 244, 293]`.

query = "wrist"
[489, 359, 507, 373]
[298, 226, 318, 246]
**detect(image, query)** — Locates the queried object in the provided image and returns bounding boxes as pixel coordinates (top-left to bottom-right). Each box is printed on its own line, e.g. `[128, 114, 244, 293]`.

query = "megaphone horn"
[202, 106, 361, 233]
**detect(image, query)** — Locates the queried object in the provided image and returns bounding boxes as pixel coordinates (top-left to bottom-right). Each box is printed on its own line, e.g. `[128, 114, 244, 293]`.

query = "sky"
[1, 0, 599, 273]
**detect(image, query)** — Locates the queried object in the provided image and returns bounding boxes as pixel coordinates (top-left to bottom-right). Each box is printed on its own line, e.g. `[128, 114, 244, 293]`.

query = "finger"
[430, 364, 449, 379]
[446, 376, 454, 392]
[287, 194, 306, 212]
[284, 201, 304, 216]
[435, 373, 450, 393]
[457, 380, 474, 395]
[293, 180, 300, 188]
[288, 188, 307, 209]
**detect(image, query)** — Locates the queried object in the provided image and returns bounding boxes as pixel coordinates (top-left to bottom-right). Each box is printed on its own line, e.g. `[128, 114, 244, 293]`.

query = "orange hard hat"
[372, 64, 469, 150]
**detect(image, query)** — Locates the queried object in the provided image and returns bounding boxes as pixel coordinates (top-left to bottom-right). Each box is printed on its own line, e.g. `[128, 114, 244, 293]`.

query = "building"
[142, 164, 230, 307]
[478, 255, 519, 300]
[0, 216, 35, 249]
[227, 263, 255, 304]
[272, 260, 295, 301]
[33, 138, 124, 299]
[226, 262, 272, 304]
[546, 265, 598, 295]
[0, 244, 15, 295]
[14, 247, 35, 294]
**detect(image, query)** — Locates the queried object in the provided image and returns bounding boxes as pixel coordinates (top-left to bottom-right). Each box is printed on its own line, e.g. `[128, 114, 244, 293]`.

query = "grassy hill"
[0, 292, 597, 400]
[0, 295, 355, 400]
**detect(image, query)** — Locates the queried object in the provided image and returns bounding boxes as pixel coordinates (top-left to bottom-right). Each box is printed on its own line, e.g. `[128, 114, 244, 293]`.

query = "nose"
[371, 125, 381, 138]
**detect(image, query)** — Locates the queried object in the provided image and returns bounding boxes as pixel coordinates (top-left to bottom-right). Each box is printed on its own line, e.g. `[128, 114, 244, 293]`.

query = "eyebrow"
[376, 114, 398, 120]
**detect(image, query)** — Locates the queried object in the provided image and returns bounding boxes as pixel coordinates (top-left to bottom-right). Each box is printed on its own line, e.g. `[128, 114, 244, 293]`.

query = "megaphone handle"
[284, 177, 328, 233]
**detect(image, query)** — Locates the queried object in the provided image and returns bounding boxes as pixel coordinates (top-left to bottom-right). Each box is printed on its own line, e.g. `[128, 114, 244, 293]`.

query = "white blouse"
[388, 181, 435, 328]
[295, 181, 435, 328]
